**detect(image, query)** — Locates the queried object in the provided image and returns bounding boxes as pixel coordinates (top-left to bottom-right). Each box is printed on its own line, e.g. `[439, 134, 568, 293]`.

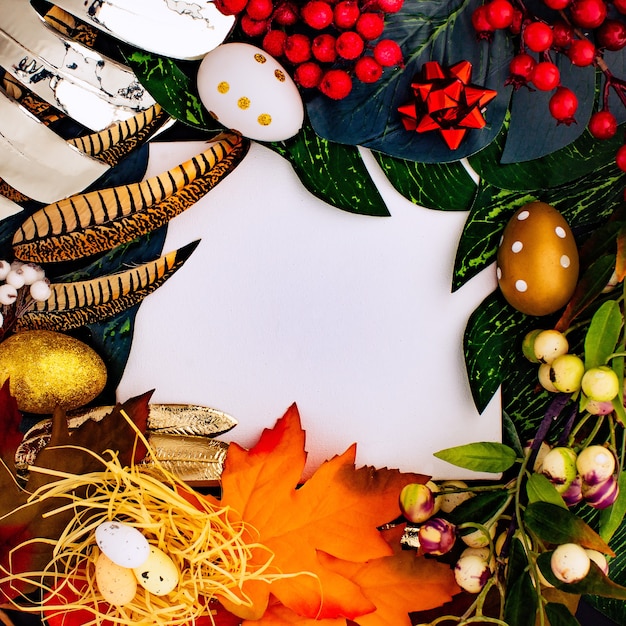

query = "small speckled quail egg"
[132, 546, 179, 596]
[197, 42, 304, 142]
[95, 521, 150, 568]
[496, 202, 579, 316]
[95, 552, 138, 607]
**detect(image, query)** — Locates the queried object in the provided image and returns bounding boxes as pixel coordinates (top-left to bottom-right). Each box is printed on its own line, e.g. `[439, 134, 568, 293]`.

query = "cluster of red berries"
[473, 0, 626, 169]
[214, 0, 404, 99]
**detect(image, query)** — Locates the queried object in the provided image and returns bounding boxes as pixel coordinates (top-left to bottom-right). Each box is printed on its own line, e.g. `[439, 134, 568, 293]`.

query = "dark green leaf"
[124, 50, 214, 129]
[464, 290, 536, 413]
[306, 0, 513, 162]
[433, 441, 517, 473]
[502, 57, 595, 163]
[504, 570, 538, 626]
[269, 122, 389, 216]
[502, 410, 524, 456]
[544, 602, 581, 626]
[507, 535, 530, 585]
[469, 118, 625, 192]
[524, 502, 614, 555]
[452, 182, 535, 291]
[555, 256, 617, 332]
[445, 491, 510, 527]
[538, 555, 626, 599]
[372, 152, 477, 211]
[600, 471, 626, 543]
[526, 473, 568, 509]
[584, 301, 623, 369]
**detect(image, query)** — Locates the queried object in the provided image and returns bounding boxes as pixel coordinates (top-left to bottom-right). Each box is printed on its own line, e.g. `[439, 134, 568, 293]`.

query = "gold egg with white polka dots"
[496, 201, 579, 316]
[197, 42, 304, 142]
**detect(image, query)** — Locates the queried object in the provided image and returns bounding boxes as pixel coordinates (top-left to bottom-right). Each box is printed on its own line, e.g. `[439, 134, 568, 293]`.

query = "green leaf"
[469, 118, 625, 192]
[372, 152, 477, 211]
[583, 301, 623, 369]
[524, 502, 614, 555]
[124, 50, 215, 129]
[502, 410, 524, 456]
[526, 473, 568, 509]
[269, 122, 389, 217]
[600, 471, 626, 543]
[445, 491, 510, 527]
[464, 290, 536, 414]
[538, 555, 626, 599]
[506, 535, 529, 585]
[544, 602, 582, 626]
[433, 441, 517, 473]
[556, 256, 618, 332]
[452, 182, 534, 291]
[504, 570, 537, 626]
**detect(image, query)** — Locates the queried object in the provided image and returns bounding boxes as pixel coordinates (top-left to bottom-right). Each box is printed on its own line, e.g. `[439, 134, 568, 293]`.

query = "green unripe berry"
[522, 329, 545, 363]
[542, 446, 578, 493]
[550, 354, 585, 393]
[399, 481, 439, 523]
[533, 329, 569, 364]
[581, 366, 620, 402]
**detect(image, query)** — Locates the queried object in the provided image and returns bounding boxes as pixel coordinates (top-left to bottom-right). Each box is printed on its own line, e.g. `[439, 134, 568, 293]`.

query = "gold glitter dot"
[254, 53, 267, 63]
[217, 81, 230, 94]
[238, 97, 251, 110]
[274, 69, 286, 82]
[258, 113, 272, 126]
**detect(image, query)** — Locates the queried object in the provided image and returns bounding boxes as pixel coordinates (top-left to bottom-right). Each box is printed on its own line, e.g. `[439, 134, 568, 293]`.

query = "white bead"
[5, 269, 25, 289]
[30, 280, 51, 302]
[0, 284, 18, 305]
[19, 263, 45, 285]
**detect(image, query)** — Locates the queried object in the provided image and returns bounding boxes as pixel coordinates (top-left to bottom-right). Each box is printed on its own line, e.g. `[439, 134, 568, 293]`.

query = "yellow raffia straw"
[1, 410, 314, 625]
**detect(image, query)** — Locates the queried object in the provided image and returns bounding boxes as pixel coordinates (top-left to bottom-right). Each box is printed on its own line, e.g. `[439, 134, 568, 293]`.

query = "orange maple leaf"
[213, 403, 447, 622]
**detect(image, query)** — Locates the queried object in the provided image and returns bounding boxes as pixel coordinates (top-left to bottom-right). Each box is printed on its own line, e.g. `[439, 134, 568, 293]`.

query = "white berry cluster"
[0, 260, 51, 330]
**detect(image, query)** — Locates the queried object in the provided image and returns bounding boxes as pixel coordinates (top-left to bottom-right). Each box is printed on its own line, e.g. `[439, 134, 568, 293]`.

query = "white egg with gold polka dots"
[197, 42, 304, 142]
[496, 201, 579, 316]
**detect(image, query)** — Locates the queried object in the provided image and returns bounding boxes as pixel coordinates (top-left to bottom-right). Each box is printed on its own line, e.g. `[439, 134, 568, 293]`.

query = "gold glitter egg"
[0, 330, 107, 413]
[196, 42, 303, 142]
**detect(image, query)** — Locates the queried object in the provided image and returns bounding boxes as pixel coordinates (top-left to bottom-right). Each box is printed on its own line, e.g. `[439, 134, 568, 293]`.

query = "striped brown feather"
[68, 104, 169, 166]
[13, 133, 243, 250]
[16, 241, 199, 332]
[13, 135, 247, 263]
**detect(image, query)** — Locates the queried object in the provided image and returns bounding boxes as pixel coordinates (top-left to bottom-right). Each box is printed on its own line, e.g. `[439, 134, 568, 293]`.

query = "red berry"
[615, 0, 626, 13]
[262, 30, 288, 57]
[354, 55, 383, 82]
[567, 39, 596, 65]
[312, 33, 338, 63]
[509, 53, 536, 81]
[240, 15, 269, 36]
[376, 0, 404, 12]
[215, 0, 248, 15]
[509, 9, 523, 34]
[616, 145, 626, 171]
[294, 61, 323, 88]
[246, 0, 273, 20]
[543, 0, 571, 8]
[333, 1, 361, 28]
[569, 0, 607, 28]
[301, 0, 334, 29]
[486, 0, 514, 29]
[597, 19, 626, 51]
[589, 110, 618, 139]
[549, 86, 578, 124]
[552, 21, 574, 47]
[523, 21, 554, 52]
[336, 31, 365, 59]
[531, 61, 560, 90]
[356, 12, 385, 40]
[373, 39, 403, 66]
[319, 69, 353, 99]
[284, 34, 312, 64]
[273, 1, 299, 26]
[472, 5, 496, 34]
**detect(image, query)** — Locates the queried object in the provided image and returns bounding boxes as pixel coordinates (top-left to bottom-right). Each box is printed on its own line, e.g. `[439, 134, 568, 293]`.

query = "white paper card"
[117, 140, 501, 479]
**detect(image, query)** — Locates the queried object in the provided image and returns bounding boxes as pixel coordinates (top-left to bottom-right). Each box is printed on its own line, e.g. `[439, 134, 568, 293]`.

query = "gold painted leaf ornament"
[12, 133, 247, 263]
[14, 241, 199, 332]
